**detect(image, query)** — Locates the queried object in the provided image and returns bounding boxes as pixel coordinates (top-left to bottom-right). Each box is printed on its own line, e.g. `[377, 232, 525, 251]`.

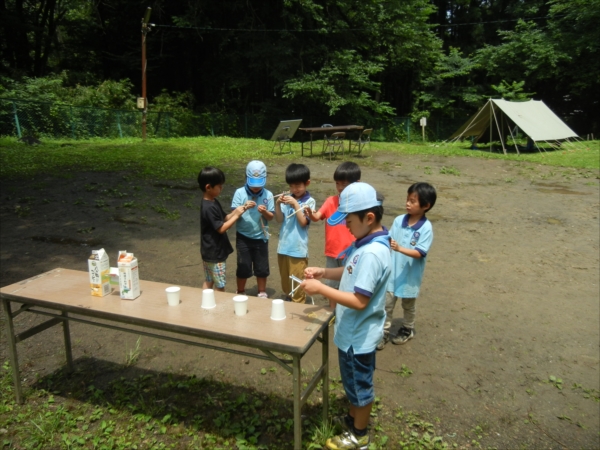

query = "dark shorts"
[338, 346, 376, 407]
[236, 233, 270, 279]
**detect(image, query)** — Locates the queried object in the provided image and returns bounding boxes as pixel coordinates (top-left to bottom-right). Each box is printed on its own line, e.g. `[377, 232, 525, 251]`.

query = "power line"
[152, 14, 560, 33]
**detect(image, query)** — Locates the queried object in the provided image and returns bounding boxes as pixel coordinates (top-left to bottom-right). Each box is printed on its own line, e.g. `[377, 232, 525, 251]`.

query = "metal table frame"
[299, 125, 364, 156]
[2, 269, 331, 450]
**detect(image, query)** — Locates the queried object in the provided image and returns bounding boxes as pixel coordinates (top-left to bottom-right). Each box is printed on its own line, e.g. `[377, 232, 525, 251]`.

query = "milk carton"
[118, 250, 140, 300]
[109, 267, 120, 287]
[88, 248, 110, 297]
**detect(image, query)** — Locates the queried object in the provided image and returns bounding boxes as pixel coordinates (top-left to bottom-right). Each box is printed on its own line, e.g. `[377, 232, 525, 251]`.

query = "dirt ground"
[1, 148, 599, 449]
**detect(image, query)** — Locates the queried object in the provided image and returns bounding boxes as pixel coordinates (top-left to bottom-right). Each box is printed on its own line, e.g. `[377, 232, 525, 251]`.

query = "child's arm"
[306, 209, 324, 221]
[280, 195, 309, 227]
[274, 196, 284, 223]
[304, 266, 343, 281]
[390, 238, 423, 258]
[301, 279, 370, 310]
[217, 205, 246, 234]
[258, 205, 274, 221]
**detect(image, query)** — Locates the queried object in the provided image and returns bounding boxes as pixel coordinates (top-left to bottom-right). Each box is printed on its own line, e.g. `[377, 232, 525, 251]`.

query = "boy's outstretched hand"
[279, 194, 299, 209]
[306, 209, 321, 221]
[304, 267, 324, 279]
[300, 278, 323, 295]
[390, 238, 400, 251]
[233, 205, 246, 216]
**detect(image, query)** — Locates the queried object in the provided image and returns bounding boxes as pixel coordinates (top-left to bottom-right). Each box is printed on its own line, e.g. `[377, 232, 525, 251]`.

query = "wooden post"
[141, 7, 152, 141]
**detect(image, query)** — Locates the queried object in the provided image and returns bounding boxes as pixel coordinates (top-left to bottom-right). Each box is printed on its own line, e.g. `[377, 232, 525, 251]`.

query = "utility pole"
[141, 7, 152, 141]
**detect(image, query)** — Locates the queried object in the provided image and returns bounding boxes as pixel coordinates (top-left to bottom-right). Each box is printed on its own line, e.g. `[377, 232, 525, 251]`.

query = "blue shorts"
[203, 261, 227, 289]
[338, 346, 376, 407]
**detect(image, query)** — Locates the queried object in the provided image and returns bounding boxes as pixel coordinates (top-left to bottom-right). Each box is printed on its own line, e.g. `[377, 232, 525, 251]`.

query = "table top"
[299, 125, 363, 133]
[0, 268, 333, 355]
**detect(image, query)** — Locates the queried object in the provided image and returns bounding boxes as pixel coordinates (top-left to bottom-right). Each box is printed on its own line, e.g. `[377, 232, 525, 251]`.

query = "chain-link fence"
[1, 98, 460, 142]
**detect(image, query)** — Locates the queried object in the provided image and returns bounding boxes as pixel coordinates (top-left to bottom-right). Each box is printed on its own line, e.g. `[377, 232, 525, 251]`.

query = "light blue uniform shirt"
[335, 230, 391, 354]
[231, 186, 275, 241]
[277, 192, 316, 258]
[387, 214, 433, 298]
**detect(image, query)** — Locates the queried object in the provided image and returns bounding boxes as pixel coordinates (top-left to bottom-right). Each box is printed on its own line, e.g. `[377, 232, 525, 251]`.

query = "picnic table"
[298, 125, 364, 156]
[1, 268, 333, 449]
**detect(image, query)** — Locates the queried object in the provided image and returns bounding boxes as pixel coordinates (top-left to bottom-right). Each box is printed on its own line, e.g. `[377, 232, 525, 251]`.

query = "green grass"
[375, 139, 600, 170]
[1, 137, 598, 180]
[0, 361, 453, 449]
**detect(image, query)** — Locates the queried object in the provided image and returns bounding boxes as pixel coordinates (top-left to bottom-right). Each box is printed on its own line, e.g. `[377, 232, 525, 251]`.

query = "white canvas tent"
[449, 99, 578, 154]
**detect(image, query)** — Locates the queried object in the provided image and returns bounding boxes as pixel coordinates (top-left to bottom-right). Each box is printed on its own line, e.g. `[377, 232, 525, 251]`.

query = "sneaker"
[376, 333, 389, 351]
[391, 326, 414, 345]
[326, 430, 369, 450]
[332, 415, 353, 433]
[257, 291, 268, 298]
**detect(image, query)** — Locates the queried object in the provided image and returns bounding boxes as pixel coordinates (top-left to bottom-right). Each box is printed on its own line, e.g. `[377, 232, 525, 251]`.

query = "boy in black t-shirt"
[198, 167, 246, 291]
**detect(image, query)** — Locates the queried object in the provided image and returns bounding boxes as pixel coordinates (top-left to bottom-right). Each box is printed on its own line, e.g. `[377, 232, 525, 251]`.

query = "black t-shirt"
[200, 198, 234, 262]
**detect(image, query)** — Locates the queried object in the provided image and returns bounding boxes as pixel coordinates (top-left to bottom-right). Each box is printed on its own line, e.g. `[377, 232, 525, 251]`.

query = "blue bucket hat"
[246, 160, 267, 187]
[327, 182, 382, 226]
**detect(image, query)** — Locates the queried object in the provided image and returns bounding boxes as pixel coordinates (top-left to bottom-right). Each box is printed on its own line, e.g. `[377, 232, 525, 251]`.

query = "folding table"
[1, 268, 333, 449]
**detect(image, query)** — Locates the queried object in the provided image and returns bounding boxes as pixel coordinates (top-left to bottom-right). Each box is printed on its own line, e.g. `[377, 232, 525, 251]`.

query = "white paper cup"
[233, 295, 248, 316]
[271, 299, 286, 320]
[166, 286, 180, 306]
[201, 289, 216, 309]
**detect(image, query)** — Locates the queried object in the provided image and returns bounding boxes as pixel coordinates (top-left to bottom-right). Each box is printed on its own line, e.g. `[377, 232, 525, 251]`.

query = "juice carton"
[88, 248, 110, 297]
[118, 250, 140, 300]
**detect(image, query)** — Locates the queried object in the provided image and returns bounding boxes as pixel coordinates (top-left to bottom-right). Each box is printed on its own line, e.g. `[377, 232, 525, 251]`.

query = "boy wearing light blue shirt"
[301, 182, 391, 450]
[378, 182, 436, 350]
[275, 163, 316, 303]
[231, 161, 275, 298]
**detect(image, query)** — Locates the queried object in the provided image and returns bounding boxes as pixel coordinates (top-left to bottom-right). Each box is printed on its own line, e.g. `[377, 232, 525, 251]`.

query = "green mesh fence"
[1, 98, 459, 142]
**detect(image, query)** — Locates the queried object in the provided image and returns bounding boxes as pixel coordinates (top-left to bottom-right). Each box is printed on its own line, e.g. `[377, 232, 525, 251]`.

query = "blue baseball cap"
[246, 160, 267, 187]
[327, 182, 382, 226]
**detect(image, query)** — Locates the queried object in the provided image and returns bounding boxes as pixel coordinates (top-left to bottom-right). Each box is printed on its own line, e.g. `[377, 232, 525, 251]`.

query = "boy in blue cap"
[301, 182, 391, 450]
[231, 161, 275, 297]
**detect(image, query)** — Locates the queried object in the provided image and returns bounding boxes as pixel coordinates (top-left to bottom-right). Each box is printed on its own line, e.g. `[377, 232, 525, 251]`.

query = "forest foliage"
[0, 0, 598, 134]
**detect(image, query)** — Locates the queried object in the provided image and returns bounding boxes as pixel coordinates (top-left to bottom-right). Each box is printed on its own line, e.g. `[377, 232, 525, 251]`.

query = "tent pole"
[501, 113, 504, 150]
[505, 119, 520, 155]
[490, 103, 506, 155]
[489, 102, 493, 152]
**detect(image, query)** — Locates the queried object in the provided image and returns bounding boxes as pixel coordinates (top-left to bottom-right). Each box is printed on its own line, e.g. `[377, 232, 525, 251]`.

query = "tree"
[414, 47, 481, 119]
[283, 50, 394, 120]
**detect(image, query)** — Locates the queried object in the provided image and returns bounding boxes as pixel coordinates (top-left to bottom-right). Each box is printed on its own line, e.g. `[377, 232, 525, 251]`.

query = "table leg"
[322, 323, 329, 426]
[292, 354, 302, 450]
[61, 311, 74, 372]
[2, 299, 23, 404]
